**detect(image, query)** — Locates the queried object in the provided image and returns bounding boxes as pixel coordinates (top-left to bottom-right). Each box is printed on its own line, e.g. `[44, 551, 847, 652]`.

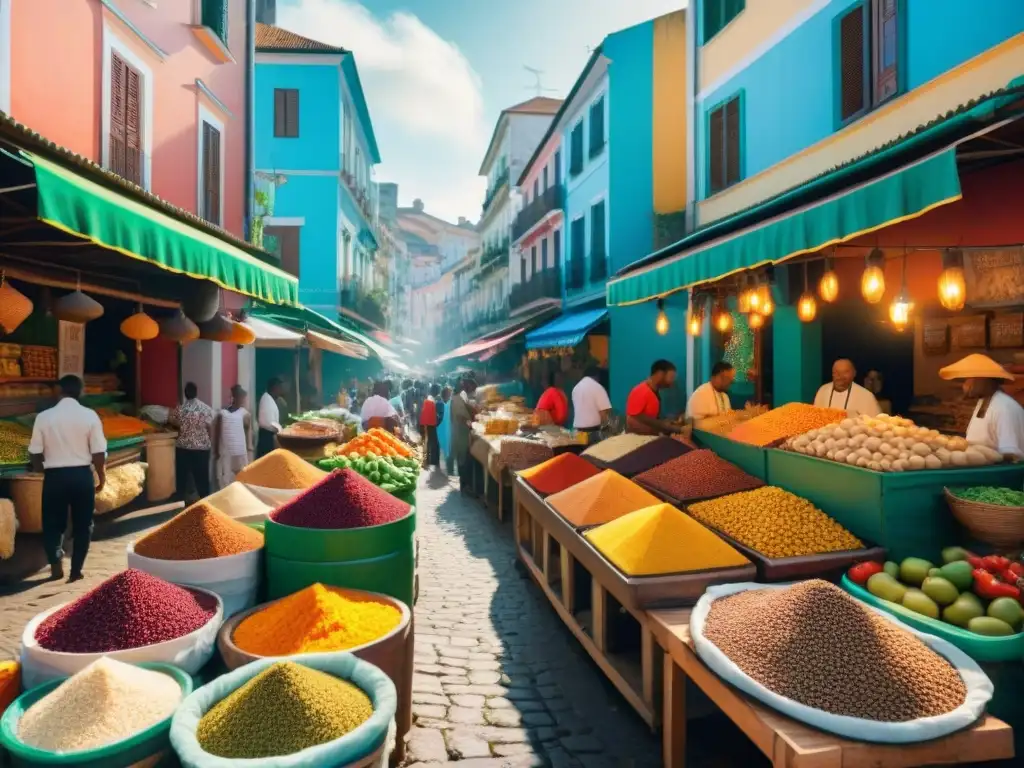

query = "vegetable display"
[317, 452, 419, 495]
[948, 486, 1024, 507]
[784, 414, 1003, 471]
[336, 428, 414, 459]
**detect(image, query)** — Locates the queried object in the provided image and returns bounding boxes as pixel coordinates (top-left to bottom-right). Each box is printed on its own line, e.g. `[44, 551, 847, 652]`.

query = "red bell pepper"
[998, 568, 1024, 591]
[966, 555, 985, 569]
[973, 569, 1021, 601]
[848, 561, 885, 585]
[1009, 562, 1024, 578]
[981, 555, 1012, 573]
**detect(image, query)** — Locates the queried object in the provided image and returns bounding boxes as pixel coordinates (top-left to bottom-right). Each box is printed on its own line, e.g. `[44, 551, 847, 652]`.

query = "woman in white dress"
[214, 385, 252, 488]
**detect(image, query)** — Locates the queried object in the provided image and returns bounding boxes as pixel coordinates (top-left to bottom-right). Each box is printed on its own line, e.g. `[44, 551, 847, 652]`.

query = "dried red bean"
[35, 569, 217, 652]
[270, 469, 411, 529]
[634, 449, 764, 502]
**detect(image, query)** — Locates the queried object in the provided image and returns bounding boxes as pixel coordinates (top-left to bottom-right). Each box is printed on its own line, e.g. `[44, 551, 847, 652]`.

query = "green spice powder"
[197, 662, 373, 759]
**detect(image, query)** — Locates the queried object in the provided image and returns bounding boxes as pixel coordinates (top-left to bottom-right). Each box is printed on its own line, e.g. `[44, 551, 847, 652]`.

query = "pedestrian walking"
[450, 377, 478, 496]
[169, 382, 214, 501]
[215, 384, 252, 487]
[420, 383, 440, 469]
[28, 375, 107, 582]
[257, 377, 285, 458]
[438, 386, 453, 475]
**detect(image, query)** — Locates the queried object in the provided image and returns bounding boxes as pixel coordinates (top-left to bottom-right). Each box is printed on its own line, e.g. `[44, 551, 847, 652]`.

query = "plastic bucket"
[0, 662, 193, 768]
[266, 548, 414, 608]
[264, 508, 415, 563]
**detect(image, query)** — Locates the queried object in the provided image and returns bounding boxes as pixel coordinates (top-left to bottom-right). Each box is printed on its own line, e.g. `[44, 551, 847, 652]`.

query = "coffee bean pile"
[703, 580, 966, 722]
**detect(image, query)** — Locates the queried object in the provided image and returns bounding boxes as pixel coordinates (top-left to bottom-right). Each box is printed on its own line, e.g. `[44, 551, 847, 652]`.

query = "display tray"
[692, 429, 768, 480]
[841, 574, 1024, 663]
[515, 479, 756, 610]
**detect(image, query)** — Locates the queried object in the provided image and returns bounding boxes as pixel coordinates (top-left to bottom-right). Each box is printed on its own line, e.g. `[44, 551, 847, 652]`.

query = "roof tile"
[255, 23, 347, 54]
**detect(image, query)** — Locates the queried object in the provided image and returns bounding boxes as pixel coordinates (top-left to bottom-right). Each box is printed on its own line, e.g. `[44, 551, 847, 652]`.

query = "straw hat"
[938, 354, 1014, 382]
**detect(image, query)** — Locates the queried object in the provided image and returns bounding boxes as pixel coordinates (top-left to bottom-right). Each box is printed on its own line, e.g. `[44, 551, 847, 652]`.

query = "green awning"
[28, 152, 299, 306]
[607, 149, 961, 306]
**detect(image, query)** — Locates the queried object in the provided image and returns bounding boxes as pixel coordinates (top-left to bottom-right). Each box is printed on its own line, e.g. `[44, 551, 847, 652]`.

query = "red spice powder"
[270, 469, 411, 529]
[518, 453, 601, 496]
[634, 449, 764, 502]
[35, 569, 218, 653]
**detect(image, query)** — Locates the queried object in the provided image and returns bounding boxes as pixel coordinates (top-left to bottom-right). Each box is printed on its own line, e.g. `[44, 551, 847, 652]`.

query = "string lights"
[797, 263, 817, 323]
[818, 254, 839, 303]
[938, 248, 966, 311]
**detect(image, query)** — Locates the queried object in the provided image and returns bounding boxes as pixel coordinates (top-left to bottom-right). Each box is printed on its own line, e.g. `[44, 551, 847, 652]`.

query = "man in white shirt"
[686, 361, 736, 421]
[360, 380, 400, 431]
[572, 367, 613, 432]
[256, 377, 285, 458]
[813, 359, 880, 417]
[28, 375, 107, 582]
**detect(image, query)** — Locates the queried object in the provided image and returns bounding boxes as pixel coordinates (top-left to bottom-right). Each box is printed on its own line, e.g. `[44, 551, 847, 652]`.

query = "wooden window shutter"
[109, 52, 127, 179]
[725, 97, 740, 187]
[202, 122, 221, 224]
[274, 89, 286, 136]
[872, 0, 899, 105]
[709, 105, 725, 193]
[839, 6, 867, 121]
[591, 202, 605, 256]
[286, 89, 299, 137]
[703, 0, 723, 41]
[124, 63, 143, 185]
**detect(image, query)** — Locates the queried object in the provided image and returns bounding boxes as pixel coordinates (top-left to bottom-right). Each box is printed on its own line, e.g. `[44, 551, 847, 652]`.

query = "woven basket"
[944, 487, 1024, 549]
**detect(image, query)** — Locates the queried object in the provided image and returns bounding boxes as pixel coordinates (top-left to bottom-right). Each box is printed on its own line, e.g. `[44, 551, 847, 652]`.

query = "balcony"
[339, 278, 387, 328]
[512, 186, 564, 242]
[341, 171, 376, 225]
[463, 300, 510, 338]
[511, 268, 562, 314]
[479, 239, 510, 273]
[481, 168, 510, 215]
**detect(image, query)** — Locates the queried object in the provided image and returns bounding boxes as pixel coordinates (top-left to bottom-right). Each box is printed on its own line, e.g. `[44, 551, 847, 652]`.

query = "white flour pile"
[206, 482, 273, 519]
[18, 657, 182, 753]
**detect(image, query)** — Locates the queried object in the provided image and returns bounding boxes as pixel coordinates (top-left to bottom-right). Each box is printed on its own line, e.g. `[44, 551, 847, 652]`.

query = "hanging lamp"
[120, 304, 159, 352]
[737, 275, 753, 314]
[55, 275, 104, 323]
[687, 296, 703, 336]
[712, 301, 733, 334]
[861, 248, 886, 304]
[159, 310, 200, 343]
[182, 281, 221, 323]
[938, 248, 967, 311]
[0, 272, 33, 334]
[654, 299, 670, 336]
[819, 254, 839, 303]
[227, 320, 256, 346]
[889, 252, 914, 332]
[748, 311, 765, 330]
[797, 262, 817, 323]
[199, 312, 235, 341]
[755, 279, 772, 316]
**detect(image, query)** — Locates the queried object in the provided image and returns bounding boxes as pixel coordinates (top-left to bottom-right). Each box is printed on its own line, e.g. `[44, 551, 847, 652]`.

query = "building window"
[274, 88, 299, 137]
[703, 0, 744, 43]
[589, 97, 605, 157]
[201, 0, 229, 44]
[531, 245, 538, 277]
[520, 253, 526, 284]
[533, 178, 540, 200]
[590, 201, 606, 282]
[708, 94, 741, 194]
[199, 117, 222, 225]
[553, 228, 561, 269]
[838, 0, 901, 123]
[555, 150, 562, 186]
[109, 52, 144, 187]
[569, 216, 586, 289]
[543, 165, 549, 191]
[541, 237, 549, 270]
[569, 122, 584, 177]
[264, 225, 300, 278]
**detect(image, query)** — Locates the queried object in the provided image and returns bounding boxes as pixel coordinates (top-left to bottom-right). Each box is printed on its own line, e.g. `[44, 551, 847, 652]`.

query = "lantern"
[120, 306, 159, 352]
[889, 254, 913, 332]
[737, 276, 754, 314]
[797, 293, 817, 322]
[712, 304, 733, 334]
[228, 321, 256, 345]
[55, 289, 103, 323]
[748, 311, 765, 330]
[655, 299, 669, 336]
[159, 311, 200, 343]
[198, 312, 234, 341]
[687, 311, 702, 336]
[819, 257, 839, 303]
[755, 283, 772, 315]
[861, 248, 886, 304]
[938, 249, 966, 311]
[0, 274, 33, 334]
[182, 281, 221, 323]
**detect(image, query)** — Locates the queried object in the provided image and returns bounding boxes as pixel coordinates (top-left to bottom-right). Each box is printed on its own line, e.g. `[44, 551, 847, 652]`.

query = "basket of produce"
[841, 547, 1024, 662]
[277, 419, 343, 455]
[170, 654, 397, 768]
[318, 453, 419, 498]
[945, 486, 1024, 549]
[19, 569, 223, 688]
[0, 659, 192, 768]
[691, 580, 993, 743]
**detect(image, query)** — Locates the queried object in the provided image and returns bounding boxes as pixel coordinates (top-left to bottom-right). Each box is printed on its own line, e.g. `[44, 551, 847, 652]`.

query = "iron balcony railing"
[480, 239, 510, 272]
[512, 186, 564, 242]
[565, 253, 608, 296]
[511, 268, 562, 312]
[339, 278, 387, 327]
[481, 168, 510, 214]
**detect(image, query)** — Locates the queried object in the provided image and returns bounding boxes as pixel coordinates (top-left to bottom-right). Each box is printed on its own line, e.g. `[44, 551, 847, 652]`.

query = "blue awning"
[526, 308, 608, 350]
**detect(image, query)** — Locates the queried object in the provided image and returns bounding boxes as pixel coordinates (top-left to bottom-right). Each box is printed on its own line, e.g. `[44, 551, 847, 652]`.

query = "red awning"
[433, 326, 525, 364]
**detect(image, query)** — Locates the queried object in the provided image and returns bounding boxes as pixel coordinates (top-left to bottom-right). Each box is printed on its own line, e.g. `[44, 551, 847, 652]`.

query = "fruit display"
[726, 403, 846, 447]
[317, 452, 419, 496]
[783, 413, 1003, 471]
[948, 486, 1024, 507]
[335, 428, 414, 458]
[20, 346, 57, 378]
[693, 404, 769, 436]
[279, 419, 342, 440]
[850, 547, 1024, 636]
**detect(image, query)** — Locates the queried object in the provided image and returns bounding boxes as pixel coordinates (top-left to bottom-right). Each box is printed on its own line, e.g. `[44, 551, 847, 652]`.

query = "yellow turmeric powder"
[232, 583, 402, 656]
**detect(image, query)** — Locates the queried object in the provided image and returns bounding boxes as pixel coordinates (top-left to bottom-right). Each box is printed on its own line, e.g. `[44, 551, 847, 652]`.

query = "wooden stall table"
[648, 608, 1015, 768]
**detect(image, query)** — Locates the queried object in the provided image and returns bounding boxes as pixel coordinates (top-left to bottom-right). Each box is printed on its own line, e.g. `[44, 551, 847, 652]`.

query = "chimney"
[256, 0, 276, 24]
[412, 199, 425, 213]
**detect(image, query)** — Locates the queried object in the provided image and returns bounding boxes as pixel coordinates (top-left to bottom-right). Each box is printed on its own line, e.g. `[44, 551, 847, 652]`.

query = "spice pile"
[726, 403, 846, 447]
[703, 581, 967, 721]
[582, 434, 657, 463]
[496, 437, 554, 472]
[585, 504, 749, 576]
[635, 450, 763, 501]
[196, 662, 373, 759]
[236, 449, 327, 490]
[205, 482, 272, 520]
[519, 453, 601, 496]
[35, 569, 218, 653]
[596, 436, 691, 477]
[134, 502, 264, 561]
[271, 469, 411, 529]
[233, 583, 402, 655]
[694, 404, 770, 436]
[547, 470, 661, 527]
[99, 415, 156, 440]
[94, 462, 146, 514]
[17, 658, 181, 753]
[688, 487, 863, 558]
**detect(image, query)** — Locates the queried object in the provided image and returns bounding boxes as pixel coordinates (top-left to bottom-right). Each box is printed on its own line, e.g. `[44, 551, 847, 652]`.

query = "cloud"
[278, 0, 488, 221]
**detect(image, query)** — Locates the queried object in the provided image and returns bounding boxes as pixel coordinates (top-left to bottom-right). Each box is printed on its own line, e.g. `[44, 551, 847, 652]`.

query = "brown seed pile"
[634, 449, 763, 501]
[702, 581, 966, 722]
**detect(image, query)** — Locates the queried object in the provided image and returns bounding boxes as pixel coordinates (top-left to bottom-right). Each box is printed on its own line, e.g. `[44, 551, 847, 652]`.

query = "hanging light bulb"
[797, 263, 817, 322]
[736, 275, 753, 314]
[655, 298, 670, 335]
[938, 249, 966, 311]
[748, 311, 765, 330]
[713, 303, 733, 334]
[819, 255, 839, 303]
[861, 248, 886, 304]
[755, 281, 772, 315]
[889, 252, 914, 332]
[760, 293, 774, 316]
[687, 297, 703, 336]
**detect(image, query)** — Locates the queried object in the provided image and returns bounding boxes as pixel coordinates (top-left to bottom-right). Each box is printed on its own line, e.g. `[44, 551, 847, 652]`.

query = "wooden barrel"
[144, 432, 177, 502]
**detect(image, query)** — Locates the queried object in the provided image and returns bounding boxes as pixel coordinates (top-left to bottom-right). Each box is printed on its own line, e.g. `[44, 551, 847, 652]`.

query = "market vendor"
[939, 354, 1024, 459]
[535, 372, 569, 427]
[28, 375, 107, 583]
[572, 366, 613, 433]
[626, 360, 685, 435]
[686, 361, 735, 421]
[257, 377, 286, 459]
[450, 378, 479, 496]
[813, 358, 880, 417]
[361, 380, 402, 434]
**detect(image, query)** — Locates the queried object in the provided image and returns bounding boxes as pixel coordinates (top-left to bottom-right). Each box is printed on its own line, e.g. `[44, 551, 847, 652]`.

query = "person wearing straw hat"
[939, 353, 1024, 459]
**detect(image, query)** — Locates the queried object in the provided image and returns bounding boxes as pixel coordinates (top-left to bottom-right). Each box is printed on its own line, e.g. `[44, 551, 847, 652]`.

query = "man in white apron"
[939, 354, 1024, 460]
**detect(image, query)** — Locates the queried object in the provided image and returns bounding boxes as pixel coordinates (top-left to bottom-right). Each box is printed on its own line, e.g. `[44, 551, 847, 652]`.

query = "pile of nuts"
[726, 403, 846, 447]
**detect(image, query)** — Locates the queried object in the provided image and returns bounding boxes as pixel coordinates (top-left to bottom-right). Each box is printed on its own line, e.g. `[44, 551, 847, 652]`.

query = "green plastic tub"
[692, 430, 768, 480]
[841, 574, 1024, 663]
[767, 450, 1024, 561]
[0, 662, 192, 768]
[264, 508, 416, 563]
[266, 548, 415, 606]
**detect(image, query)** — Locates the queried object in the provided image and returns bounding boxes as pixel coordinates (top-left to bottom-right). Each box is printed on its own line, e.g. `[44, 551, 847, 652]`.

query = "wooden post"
[540, 529, 552, 584]
[642, 626, 657, 709]
[560, 549, 576, 614]
[662, 655, 686, 768]
[591, 580, 607, 652]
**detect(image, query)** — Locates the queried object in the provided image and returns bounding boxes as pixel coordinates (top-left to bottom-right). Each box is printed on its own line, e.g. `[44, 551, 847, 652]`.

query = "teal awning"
[607, 149, 962, 306]
[526, 308, 608, 350]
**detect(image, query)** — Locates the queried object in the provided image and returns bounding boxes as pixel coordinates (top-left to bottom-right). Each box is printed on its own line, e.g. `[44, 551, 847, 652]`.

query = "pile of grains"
[133, 502, 264, 561]
[270, 469, 410, 529]
[582, 434, 658, 463]
[236, 449, 327, 489]
[196, 662, 373, 759]
[18, 658, 182, 753]
[634, 450, 764, 502]
[694, 404, 770, 436]
[233, 583, 402, 655]
[599, 436, 692, 477]
[584, 504, 749, 576]
[495, 438, 554, 472]
[703, 581, 967, 721]
[35, 569, 218, 653]
[687, 487, 862, 558]
[547, 470, 661, 527]
[518, 453, 601, 496]
[726, 403, 846, 447]
[204, 482, 272, 519]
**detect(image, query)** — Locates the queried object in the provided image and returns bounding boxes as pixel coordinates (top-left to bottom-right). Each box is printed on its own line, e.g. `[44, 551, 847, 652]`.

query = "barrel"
[143, 432, 177, 502]
[263, 508, 416, 607]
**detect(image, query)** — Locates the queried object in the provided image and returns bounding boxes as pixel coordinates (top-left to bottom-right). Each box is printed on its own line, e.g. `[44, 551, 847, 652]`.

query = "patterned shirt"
[173, 398, 214, 450]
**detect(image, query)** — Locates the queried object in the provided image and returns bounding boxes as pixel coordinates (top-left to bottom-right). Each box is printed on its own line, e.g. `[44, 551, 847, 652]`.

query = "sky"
[278, 0, 686, 223]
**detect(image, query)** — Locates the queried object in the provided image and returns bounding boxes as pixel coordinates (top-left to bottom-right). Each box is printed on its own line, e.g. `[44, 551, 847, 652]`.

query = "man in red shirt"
[420, 383, 440, 469]
[535, 372, 569, 427]
[626, 359, 685, 435]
